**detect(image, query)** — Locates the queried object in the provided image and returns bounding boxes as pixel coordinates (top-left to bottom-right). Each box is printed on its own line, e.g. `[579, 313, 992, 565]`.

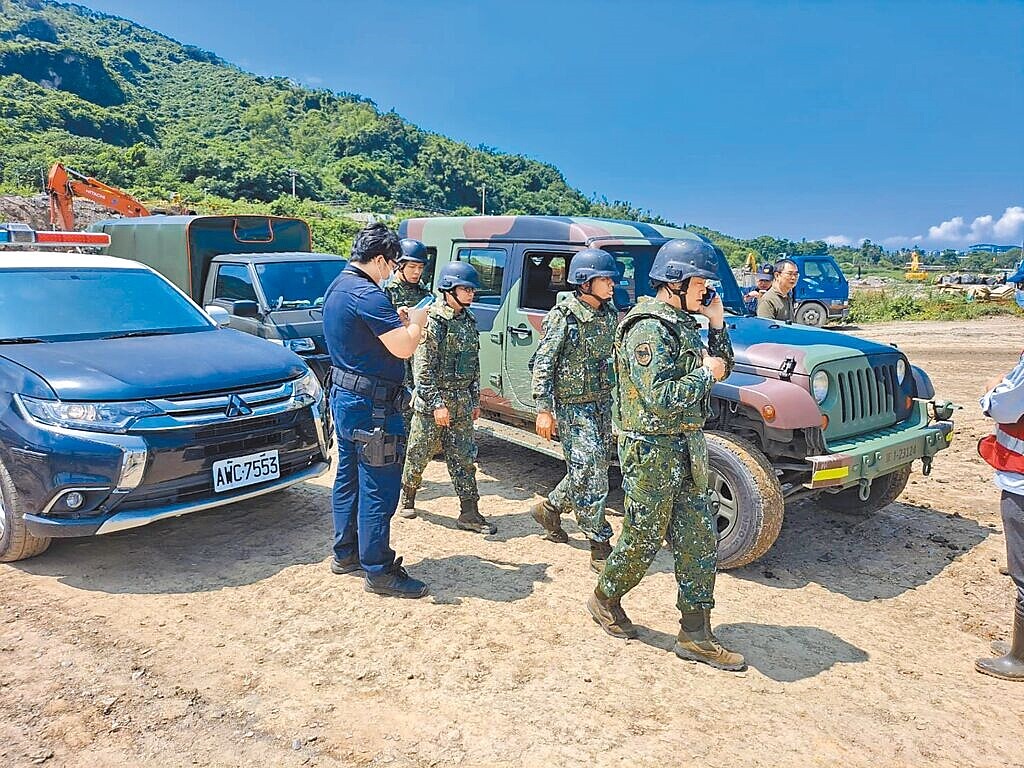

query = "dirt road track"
[2, 318, 1023, 767]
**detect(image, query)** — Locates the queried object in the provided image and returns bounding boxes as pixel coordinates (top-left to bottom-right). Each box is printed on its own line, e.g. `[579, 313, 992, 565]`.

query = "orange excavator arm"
[47, 163, 150, 230]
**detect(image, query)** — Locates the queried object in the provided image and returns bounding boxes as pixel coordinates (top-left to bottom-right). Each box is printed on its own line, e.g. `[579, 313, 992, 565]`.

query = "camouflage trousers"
[597, 433, 717, 612]
[402, 403, 479, 502]
[548, 400, 614, 543]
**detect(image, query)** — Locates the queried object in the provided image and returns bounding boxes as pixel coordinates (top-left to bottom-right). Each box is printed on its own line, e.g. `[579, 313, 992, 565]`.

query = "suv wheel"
[819, 466, 911, 516]
[707, 432, 785, 569]
[795, 301, 828, 327]
[0, 460, 51, 563]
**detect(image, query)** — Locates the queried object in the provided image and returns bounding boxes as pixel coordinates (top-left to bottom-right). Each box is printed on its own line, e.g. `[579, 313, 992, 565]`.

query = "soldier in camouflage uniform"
[529, 248, 620, 572]
[385, 238, 432, 458]
[588, 238, 747, 672]
[400, 261, 496, 534]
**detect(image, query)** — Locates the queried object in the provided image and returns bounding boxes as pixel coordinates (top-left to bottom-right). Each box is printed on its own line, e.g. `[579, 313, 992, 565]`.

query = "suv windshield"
[0, 268, 212, 342]
[599, 244, 746, 314]
[255, 260, 347, 310]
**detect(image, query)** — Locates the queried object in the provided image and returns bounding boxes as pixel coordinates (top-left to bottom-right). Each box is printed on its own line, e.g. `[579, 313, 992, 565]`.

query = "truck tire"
[0, 460, 51, 562]
[819, 465, 911, 516]
[707, 432, 785, 570]
[795, 301, 828, 327]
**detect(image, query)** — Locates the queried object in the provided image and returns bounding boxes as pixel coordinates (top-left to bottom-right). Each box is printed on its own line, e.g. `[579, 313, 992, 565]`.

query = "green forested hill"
[0, 0, 667, 223]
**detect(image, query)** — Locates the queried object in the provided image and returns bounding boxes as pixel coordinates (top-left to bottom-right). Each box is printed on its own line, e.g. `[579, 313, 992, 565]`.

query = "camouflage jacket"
[412, 302, 480, 414]
[531, 295, 617, 413]
[385, 278, 430, 311]
[614, 296, 734, 435]
[384, 278, 431, 388]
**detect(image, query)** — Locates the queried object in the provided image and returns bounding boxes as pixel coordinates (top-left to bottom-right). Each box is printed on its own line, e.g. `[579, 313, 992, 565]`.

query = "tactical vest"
[432, 308, 479, 391]
[614, 300, 710, 434]
[551, 299, 616, 405]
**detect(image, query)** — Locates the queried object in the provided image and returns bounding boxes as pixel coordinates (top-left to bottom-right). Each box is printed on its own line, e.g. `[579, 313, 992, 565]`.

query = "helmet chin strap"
[446, 288, 472, 310]
[577, 279, 609, 306]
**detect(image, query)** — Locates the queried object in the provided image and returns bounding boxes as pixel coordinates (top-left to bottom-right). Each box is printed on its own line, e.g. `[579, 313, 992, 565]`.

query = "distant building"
[968, 243, 1019, 254]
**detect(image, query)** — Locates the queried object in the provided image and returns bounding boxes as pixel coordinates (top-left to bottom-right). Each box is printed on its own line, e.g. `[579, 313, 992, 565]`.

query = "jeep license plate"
[882, 444, 918, 465]
[212, 450, 280, 493]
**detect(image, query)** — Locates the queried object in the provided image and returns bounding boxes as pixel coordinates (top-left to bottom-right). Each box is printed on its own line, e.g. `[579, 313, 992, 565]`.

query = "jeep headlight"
[811, 371, 829, 404]
[18, 394, 160, 433]
[896, 359, 907, 385]
[284, 337, 316, 353]
[292, 369, 322, 405]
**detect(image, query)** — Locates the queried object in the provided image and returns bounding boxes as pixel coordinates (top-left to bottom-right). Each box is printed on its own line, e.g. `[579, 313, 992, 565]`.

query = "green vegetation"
[0, 0, 671, 226]
[847, 290, 1023, 324]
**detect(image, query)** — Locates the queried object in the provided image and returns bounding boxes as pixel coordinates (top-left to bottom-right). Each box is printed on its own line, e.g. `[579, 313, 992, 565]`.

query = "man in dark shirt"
[756, 258, 799, 322]
[322, 223, 428, 598]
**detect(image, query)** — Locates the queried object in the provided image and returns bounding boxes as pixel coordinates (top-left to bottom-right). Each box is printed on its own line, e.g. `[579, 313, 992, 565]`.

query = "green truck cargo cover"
[89, 215, 312, 299]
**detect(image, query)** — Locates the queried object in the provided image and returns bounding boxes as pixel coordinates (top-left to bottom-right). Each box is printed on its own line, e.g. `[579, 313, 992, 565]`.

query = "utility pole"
[479, 183, 486, 215]
[287, 169, 299, 197]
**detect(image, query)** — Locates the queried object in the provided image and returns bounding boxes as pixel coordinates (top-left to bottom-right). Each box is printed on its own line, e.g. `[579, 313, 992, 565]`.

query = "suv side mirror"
[204, 305, 230, 327]
[231, 300, 260, 318]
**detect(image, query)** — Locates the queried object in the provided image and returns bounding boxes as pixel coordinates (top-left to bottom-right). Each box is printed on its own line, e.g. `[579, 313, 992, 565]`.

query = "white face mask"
[372, 257, 389, 287]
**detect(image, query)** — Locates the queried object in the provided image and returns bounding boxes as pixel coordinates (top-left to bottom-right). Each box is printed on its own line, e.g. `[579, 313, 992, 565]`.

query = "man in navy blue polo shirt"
[322, 223, 428, 598]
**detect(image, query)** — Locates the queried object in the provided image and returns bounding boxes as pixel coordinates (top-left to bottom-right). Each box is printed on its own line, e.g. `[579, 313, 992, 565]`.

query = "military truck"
[88, 215, 346, 381]
[398, 215, 956, 569]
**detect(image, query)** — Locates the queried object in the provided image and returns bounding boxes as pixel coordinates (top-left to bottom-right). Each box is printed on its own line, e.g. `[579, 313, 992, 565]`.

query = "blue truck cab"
[0, 226, 333, 562]
[788, 253, 850, 326]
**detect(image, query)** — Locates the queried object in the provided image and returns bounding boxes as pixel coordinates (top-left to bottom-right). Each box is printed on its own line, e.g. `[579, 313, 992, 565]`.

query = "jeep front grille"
[821, 356, 910, 442]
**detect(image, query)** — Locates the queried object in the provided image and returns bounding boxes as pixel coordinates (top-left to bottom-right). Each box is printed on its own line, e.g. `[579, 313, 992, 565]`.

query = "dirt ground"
[2, 317, 1023, 768]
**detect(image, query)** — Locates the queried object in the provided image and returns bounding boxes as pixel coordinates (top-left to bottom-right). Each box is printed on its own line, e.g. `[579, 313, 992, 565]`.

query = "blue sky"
[82, 0, 1024, 248]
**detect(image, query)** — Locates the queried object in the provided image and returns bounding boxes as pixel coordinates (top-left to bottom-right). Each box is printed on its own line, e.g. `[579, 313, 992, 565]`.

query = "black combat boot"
[364, 557, 428, 599]
[975, 599, 1024, 682]
[589, 539, 613, 574]
[399, 484, 417, 519]
[673, 608, 746, 672]
[530, 498, 568, 543]
[456, 498, 496, 534]
[586, 588, 638, 639]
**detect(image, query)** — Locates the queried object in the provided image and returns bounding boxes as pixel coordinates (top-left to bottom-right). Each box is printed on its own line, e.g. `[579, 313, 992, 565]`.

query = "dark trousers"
[1002, 491, 1024, 605]
[330, 386, 405, 576]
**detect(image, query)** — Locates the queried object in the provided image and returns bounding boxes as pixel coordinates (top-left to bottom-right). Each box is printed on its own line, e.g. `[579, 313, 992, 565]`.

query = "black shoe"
[364, 557, 429, 599]
[330, 556, 362, 575]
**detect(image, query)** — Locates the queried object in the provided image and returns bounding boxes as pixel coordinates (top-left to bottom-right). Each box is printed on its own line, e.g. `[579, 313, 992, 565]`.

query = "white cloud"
[823, 235, 865, 247]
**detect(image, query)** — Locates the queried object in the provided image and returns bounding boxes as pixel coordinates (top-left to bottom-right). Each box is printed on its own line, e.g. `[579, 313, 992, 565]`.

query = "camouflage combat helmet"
[437, 261, 480, 291]
[397, 238, 429, 264]
[650, 239, 719, 283]
[567, 248, 619, 286]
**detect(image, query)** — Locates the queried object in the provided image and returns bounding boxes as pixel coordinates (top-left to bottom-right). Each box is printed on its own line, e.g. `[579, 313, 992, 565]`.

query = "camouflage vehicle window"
[423, 246, 438, 288]
[456, 247, 505, 305]
[213, 263, 257, 302]
[521, 253, 570, 311]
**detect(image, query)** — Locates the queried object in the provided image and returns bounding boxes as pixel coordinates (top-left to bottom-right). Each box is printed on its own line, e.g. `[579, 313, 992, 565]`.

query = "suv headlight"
[284, 337, 316, 353]
[811, 371, 829, 403]
[292, 369, 322, 405]
[896, 359, 907, 385]
[18, 395, 160, 433]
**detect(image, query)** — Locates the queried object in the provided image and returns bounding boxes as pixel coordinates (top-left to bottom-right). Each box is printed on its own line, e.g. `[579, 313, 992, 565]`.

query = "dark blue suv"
[0, 244, 332, 562]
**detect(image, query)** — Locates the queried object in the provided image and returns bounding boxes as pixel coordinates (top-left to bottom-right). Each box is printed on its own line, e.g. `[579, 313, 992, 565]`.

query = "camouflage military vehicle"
[397, 216, 956, 569]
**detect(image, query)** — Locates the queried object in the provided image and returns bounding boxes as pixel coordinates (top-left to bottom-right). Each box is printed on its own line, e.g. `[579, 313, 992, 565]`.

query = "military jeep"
[397, 215, 955, 568]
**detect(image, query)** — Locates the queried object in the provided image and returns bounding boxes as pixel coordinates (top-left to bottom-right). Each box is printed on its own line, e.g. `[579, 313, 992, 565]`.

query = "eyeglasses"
[779, 270, 800, 277]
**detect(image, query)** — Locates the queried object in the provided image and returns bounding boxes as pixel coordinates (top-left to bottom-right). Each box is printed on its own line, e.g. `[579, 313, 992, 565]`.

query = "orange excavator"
[46, 163, 151, 230]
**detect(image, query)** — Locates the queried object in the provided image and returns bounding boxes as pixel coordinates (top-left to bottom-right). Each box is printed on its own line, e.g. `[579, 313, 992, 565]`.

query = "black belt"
[332, 368, 402, 401]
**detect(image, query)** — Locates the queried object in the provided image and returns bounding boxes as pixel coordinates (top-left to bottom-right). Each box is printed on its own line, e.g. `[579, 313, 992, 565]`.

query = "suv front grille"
[822, 355, 911, 442]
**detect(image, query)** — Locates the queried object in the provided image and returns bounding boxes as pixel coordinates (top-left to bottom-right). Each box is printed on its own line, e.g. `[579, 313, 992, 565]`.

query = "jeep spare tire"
[706, 432, 785, 569]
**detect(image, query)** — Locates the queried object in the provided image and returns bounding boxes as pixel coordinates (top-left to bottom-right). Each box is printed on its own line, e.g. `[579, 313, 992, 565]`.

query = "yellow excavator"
[905, 250, 929, 281]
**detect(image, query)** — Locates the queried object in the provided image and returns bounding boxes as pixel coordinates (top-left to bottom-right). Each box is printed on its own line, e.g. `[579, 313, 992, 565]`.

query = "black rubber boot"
[364, 557, 428, 599]
[975, 599, 1024, 682]
[589, 539, 613, 574]
[530, 499, 568, 543]
[399, 485, 417, 519]
[586, 588, 638, 639]
[456, 498, 496, 534]
[673, 608, 746, 672]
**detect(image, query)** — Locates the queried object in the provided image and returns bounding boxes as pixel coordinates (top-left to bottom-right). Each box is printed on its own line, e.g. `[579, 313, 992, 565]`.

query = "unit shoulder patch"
[634, 342, 653, 367]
